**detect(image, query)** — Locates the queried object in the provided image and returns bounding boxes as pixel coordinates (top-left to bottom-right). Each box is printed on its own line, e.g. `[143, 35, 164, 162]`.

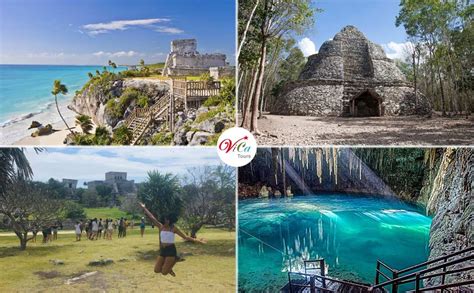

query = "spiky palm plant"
[75, 114, 93, 134]
[52, 80, 75, 137]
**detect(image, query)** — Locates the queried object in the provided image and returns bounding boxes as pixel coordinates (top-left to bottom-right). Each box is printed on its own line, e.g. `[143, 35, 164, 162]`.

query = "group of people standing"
[74, 217, 146, 241]
[30, 222, 63, 243]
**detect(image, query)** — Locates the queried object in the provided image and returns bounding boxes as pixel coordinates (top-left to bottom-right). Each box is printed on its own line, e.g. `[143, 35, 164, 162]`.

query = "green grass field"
[0, 227, 235, 292]
[84, 207, 129, 220]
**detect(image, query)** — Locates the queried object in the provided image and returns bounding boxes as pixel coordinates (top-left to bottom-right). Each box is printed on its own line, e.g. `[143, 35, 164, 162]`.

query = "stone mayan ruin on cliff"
[271, 26, 431, 117]
[162, 39, 232, 77]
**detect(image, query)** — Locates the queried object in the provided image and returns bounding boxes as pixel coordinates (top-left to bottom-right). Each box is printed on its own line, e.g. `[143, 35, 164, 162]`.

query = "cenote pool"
[238, 194, 432, 292]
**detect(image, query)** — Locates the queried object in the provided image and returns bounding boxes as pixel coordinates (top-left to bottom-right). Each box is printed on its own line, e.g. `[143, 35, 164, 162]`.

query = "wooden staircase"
[124, 93, 170, 145]
[123, 78, 221, 145]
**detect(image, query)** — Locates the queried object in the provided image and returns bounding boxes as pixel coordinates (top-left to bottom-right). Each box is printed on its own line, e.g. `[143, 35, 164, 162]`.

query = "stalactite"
[316, 149, 323, 184]
[333, 149, 338, 185]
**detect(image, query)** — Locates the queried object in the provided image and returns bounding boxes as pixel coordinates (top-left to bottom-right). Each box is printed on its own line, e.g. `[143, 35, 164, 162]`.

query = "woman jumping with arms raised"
[138, 202, 206, 277]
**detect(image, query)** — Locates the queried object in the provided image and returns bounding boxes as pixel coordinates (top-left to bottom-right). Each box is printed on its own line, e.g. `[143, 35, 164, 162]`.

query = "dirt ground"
[243, 114, 474, 146]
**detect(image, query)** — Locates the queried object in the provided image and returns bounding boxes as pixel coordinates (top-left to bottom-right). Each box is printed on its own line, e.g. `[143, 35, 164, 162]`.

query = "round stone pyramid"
[270, 26, 431, 117]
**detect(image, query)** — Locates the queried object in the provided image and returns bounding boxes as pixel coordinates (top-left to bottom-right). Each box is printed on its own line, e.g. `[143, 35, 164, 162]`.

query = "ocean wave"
[0, 100, 60, 128]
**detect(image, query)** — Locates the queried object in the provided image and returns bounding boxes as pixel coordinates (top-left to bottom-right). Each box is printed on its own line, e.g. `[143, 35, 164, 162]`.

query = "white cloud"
[383, 41, 414, 60]
[154, 27, 184, 34]
[298, 37, 317, 57]
[92, 50, 141, 57]
[83, 18, 170, 35]
[82, 18, 184, 36]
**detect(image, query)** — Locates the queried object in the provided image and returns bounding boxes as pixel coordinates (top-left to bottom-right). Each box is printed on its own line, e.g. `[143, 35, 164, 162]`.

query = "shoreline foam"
[1, 97, 77, 145]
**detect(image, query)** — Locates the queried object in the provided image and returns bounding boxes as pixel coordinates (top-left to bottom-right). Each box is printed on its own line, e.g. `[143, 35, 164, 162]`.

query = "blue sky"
[296, 0, 410, 60]
[25, 147, 222, 185]
[0, 0, 235, 65]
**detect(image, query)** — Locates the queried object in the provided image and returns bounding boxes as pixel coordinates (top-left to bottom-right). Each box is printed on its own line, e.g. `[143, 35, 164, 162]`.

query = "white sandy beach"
[0, 98, 94, 145]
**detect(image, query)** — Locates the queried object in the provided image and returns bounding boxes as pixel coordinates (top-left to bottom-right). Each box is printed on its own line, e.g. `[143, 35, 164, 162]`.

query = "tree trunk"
[437, 66, 447, 116]
[241, 64, 260, 129]
[17, 232, 28, 250]
[237, 0, 260, 59]
[55, 95, 75, 136]
[250, 40, 267, 133]
[412, 49, 418, 108]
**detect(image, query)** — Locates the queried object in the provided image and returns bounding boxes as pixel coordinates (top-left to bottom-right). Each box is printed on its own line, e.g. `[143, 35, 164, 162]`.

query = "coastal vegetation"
[67, 62, 235, 146]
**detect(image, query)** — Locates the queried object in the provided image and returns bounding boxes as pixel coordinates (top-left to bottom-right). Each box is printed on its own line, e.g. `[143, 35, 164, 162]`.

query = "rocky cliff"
[70, 77, 169, 130]
[424, 148, 473, 286]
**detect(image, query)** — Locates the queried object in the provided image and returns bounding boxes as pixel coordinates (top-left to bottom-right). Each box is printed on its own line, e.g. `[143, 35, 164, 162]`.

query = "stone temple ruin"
[162, 39, 232, 77]
[270, 26, 430, 117]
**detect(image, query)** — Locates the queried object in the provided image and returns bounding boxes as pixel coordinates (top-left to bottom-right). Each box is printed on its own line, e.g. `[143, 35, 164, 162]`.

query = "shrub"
[199, 72, 214, 83]
[63, 201, 86, 219]
[112, 125, 133, 145]
[194, 105, 225, 124]
[93, 126, 112, 145]
[151, 132, 174, 145]
[106, 88, 149, 119]
[137, 95, 150, 108]
[203, 77, 235, 107]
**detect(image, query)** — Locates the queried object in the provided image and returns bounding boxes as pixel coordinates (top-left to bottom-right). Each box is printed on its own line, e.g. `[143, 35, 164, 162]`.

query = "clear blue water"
[238, 194, 432, 292]
[0, 64, 125, 126]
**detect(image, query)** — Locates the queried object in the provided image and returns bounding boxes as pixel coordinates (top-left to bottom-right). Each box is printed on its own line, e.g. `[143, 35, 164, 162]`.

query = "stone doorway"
[350, 90, 383, 117]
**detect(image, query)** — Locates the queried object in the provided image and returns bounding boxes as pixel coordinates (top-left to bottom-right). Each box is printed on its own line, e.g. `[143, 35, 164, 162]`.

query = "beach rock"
[28, 121, 42, 129]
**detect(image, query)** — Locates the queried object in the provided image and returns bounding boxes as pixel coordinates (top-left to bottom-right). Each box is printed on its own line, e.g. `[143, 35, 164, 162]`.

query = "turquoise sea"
[238, 194, 432, 292]
[0, 64, 125, 125]
[0, 64, 125, 143]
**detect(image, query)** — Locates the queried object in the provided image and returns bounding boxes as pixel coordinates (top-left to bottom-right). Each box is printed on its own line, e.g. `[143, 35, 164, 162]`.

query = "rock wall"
[270, 79, 430, 116]
[424, 148, 473, 286]
[210, 66, 235, 80]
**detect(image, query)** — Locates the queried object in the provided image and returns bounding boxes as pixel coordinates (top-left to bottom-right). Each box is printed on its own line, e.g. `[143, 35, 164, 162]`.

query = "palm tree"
[52, 80, 75, 137]
[108, 60, 117, 73]
[93, 126, 111, 145]
[0, 148, 33, 196]
[88, 72, 94, 79]
[75, 114, 93, 134]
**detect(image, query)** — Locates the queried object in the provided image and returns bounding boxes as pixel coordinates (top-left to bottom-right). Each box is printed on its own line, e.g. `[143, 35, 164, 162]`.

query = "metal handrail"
[398, 246, 473, 274]
[372, 251, 474, 289]
[289, 272, 371, 289]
